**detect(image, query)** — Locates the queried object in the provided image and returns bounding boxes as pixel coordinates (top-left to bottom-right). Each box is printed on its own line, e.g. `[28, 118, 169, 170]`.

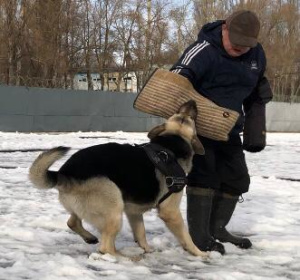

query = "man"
[170, 10, 273, 254]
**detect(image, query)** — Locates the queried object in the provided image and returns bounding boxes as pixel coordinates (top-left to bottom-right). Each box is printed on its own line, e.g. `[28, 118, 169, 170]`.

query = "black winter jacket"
[170, 20, 267, 134]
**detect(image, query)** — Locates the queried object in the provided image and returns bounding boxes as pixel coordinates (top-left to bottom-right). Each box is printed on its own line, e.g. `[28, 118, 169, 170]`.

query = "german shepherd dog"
[29, 100, 207, 259]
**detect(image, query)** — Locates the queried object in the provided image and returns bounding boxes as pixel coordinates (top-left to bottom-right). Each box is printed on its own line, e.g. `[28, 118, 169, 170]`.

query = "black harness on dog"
[139, 143, 188, 205]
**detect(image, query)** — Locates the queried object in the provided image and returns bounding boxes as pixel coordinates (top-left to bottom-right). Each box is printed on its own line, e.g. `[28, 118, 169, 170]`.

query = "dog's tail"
[29, 146, 70, 190]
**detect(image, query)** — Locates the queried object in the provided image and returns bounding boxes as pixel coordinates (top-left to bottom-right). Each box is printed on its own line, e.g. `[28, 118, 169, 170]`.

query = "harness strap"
[140, 143, 187, 205]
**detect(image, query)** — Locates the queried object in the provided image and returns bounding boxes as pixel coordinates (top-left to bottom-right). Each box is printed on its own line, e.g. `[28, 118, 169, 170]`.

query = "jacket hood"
[198, 20, 258, 59]
[198, 20, 228, 56]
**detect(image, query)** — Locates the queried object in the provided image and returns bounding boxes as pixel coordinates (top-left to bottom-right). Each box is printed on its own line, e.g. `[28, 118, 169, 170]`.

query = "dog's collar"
[139, 143, 187, 205]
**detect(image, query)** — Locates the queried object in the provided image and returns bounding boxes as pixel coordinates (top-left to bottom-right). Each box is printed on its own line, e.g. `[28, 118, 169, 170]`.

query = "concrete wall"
[0, 85, 299, 132]
[0, 85, 162, 132]
[266, 102, 300, 132]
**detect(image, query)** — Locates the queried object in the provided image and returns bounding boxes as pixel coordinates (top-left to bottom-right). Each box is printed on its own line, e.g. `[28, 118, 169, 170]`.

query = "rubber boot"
[186, 187, 225, 255]
[210, 192, 252, 249]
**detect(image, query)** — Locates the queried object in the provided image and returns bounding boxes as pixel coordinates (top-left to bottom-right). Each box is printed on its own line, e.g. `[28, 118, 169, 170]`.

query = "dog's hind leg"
[126, 213, 151, 253]
[96, 212, 143, 261]
[158, 192, 208, 258]
[97, 211, 123, 256]
[67, 213, 98, 244]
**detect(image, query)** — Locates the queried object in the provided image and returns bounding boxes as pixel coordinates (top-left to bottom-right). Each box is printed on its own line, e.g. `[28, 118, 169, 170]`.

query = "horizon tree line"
[0, 0, 299, 102]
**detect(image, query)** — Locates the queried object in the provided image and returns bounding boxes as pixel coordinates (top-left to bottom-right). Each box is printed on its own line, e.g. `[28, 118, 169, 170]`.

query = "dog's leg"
[97, 211, 122, 256]
[158, 192, 208, 257]
[126, 213, 151, 253]
[67, 213, 98, 244]
[97, 212, 143, 261]
[94, 211, 142, 261]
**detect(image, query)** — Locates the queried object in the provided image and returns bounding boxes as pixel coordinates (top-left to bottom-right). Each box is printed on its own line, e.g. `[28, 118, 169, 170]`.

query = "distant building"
[73, 73, 101, 91]
[73, 72, 137, 92]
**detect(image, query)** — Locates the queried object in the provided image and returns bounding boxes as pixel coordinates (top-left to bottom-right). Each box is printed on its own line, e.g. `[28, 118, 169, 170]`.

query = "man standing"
[170, 10, 273, 254]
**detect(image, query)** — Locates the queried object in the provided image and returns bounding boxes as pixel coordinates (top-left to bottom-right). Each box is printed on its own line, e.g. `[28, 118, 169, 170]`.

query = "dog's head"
[147, 100, 204, 155]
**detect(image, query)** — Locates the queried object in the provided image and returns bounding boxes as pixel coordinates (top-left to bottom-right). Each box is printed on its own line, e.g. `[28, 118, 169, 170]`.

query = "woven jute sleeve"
[133, 69, 240, 141]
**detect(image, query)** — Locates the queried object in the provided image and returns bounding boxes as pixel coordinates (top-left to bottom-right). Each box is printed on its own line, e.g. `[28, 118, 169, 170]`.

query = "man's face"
[222, 24, 251, 57]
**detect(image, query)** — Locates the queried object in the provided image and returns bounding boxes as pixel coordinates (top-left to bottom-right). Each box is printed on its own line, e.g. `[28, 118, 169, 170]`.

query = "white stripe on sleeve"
[171, 68, 183, 74]
[182, 41, 209, 65]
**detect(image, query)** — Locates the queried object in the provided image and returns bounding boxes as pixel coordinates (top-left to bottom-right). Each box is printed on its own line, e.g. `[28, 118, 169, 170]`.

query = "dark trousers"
[188, 134, 250, 196]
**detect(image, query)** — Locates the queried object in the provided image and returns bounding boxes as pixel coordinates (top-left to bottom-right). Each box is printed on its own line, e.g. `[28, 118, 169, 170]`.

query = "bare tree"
[0, 0, 298, 101]
[91, 0, 122, 91]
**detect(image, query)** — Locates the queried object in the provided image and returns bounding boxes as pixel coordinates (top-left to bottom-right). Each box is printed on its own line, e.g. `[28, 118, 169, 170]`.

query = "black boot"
[186, 187, 225, 255]
[210, 192, 252, 249]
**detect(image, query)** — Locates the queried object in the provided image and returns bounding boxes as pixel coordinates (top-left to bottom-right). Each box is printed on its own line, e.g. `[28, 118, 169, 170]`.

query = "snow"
[0, 131, 299, 280]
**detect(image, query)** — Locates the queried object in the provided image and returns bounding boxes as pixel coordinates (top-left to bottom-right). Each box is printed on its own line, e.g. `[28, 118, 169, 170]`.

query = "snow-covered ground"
[0, 131, 299, 280]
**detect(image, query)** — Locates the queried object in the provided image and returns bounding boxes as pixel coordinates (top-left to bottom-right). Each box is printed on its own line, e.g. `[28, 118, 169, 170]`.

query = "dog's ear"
[192, 136, 205, 155]
[178, 100, 197, 120]
[147, 123, 166, 139]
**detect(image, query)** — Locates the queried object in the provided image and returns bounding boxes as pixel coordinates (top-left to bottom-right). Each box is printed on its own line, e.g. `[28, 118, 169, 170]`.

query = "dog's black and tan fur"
[29, 100, 207, 259]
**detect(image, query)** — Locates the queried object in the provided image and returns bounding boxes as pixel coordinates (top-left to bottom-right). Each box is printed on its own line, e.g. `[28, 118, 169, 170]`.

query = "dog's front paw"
[135, 240, 153, 253]
[190, 246, 210, 259]
[84, 236, 99, 244]
[143, 245, 154, 253]
[200, 252, 210, 260]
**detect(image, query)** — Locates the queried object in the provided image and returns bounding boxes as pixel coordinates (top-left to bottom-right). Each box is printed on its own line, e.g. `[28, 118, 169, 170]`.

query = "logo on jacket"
[250, 61, 258, 70]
